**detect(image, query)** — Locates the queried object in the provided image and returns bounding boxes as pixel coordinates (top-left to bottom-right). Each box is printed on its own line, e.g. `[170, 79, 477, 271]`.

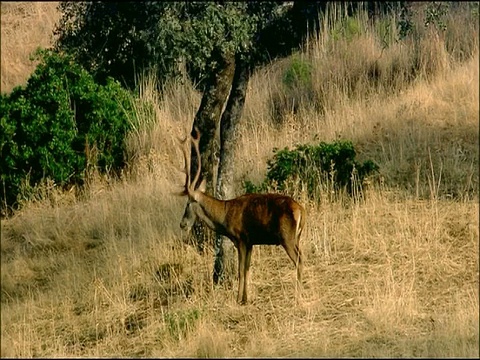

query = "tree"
[55, 1, 329, 283]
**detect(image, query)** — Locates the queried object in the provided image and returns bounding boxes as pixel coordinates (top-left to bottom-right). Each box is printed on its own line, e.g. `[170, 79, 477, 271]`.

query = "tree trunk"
[213, 55, 251, 284]
[186, 53, 235, 252]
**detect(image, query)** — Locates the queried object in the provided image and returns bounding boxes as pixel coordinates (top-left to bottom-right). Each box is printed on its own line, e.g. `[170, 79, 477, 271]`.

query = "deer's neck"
[194, 192, 227, 231]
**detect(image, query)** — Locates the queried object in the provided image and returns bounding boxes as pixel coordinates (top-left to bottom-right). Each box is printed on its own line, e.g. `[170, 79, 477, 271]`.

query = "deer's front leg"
[237, 241, 247, 304]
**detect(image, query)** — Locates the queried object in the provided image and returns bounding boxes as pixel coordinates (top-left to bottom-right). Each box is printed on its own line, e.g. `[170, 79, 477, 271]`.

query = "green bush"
[244, 140, 379, 201]
[331, 16, 364, 42]
[282, 54, 312, 91]
[271, 54, 315, 125]
[164, 308, 201, 341]
[0, 49, 134, 211]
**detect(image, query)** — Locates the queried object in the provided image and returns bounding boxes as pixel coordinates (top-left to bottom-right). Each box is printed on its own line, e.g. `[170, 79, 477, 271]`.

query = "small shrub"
[397, 5, 415, 40]
[282, 54, 312, 91]
[345, 16, 364, 39]
[397, 2, 451, 41]
[271, 55, 314, 125]
[164, 308, 201, 341]
[244, 140, 379, 201]
[424, 2, 450, 32]
[331, 16, 364, 42]
[0, 49, 134, 211]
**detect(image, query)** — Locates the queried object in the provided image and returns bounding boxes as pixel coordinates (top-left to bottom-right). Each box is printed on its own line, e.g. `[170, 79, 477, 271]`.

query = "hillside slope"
[1, 2, 60, 93]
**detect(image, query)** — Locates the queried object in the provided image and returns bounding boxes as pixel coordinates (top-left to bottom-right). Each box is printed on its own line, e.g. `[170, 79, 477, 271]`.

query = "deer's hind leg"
[243, 245, 253, 304]
[282, 241, 303, 285]
[280, 216, 303, 285]
[236, 241, 249, 304]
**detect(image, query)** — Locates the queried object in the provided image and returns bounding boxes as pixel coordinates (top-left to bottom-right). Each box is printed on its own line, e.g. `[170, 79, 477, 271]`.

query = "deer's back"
[225, 193, 304, 245]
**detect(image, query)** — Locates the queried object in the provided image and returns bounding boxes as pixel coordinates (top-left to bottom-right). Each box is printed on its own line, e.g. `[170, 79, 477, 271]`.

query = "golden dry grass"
[1, 2, 60, 93]
[1, 3, 479, 358]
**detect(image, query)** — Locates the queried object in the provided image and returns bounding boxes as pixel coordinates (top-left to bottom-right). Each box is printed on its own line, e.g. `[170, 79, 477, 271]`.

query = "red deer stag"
[178, 128, 305, 304]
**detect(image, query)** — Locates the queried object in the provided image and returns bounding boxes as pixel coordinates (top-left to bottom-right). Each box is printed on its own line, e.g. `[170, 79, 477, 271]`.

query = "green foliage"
[397, 5, 415, 40]
[471, 2, 479, 18]
[424, 2, 450, 31]
[55, 2, 284, 89]
[331, 16, 365, 42]
[244, 140, 379, 201]
[164, 308, 201, 341]
[270, 54, 314, 125]
[283, 55, 312, 90]
[397, 1, 451, 40]
[0, 49, 134, 210]
[55, 2, 162, 88]
[345, 16, 364, 39]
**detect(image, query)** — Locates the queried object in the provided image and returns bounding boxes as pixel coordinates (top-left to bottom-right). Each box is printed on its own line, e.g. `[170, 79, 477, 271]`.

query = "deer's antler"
[177, 127, 202, 196]
[177, 134, 191, 196]
[190, 127, 202, 191]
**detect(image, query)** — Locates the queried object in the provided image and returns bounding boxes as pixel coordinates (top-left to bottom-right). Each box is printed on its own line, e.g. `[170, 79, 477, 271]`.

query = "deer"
[178, 127, 305, 304]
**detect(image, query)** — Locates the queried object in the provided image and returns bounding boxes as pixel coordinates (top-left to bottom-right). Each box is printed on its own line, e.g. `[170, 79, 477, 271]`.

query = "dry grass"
[1, 179, 478, 357]
[1, 2, 60, 93]
[1, 3, 479, 358]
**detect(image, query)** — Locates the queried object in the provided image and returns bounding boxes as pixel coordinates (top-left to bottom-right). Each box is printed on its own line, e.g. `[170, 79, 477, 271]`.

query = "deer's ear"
[197, 179, 207, 193]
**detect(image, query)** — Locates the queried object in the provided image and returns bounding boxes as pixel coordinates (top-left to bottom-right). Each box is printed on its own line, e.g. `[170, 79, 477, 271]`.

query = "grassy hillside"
[1, 2, 60, 93]
[1, 3, 479, 357]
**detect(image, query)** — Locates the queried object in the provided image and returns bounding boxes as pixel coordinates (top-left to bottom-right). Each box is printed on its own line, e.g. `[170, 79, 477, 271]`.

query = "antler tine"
[190, 126, 202, 190]
[178, 135, 189, 167]
[178, 133, 191, 193]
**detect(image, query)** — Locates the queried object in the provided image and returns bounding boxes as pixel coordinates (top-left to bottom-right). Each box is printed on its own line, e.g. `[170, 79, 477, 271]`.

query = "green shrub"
[0, 49, 134, 211]
[282, 54, 312, 91]
[271, 55, 314, 125]
[331, 16, 364, 42]
[164, 308, 201, 341]
[244, 140, 379, 201]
